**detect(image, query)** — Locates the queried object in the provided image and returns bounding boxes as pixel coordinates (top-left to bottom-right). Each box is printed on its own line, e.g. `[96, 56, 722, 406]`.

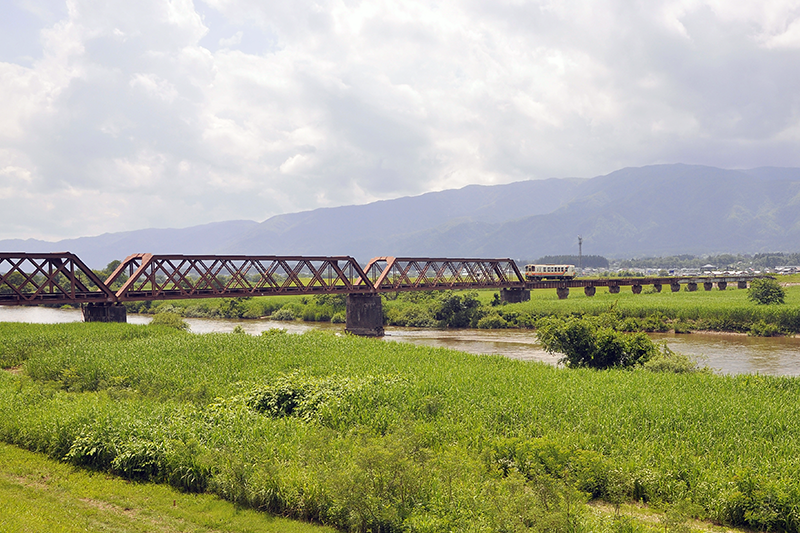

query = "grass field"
[0, 442, 335, 533]
[2, 321, 800, 531]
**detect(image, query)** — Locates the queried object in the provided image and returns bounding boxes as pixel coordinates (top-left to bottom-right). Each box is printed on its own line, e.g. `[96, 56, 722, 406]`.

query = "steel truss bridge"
[1, 252, 761, 335]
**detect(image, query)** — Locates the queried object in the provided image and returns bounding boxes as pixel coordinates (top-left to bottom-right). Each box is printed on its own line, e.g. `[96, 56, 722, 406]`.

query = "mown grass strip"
[0, 442, 335, 533]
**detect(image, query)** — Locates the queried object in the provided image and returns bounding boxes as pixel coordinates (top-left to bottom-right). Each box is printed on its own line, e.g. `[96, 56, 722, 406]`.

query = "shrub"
[642, 345, 711, 374]
[149, 312, 189, 331]
[748, 320, 782, 337]
[270, 308, 295, 321]
[748, 278, 786, 305]
[331, 311, 346, 324]
[536, 316, 658, 369]
[477, 312, 508, 329]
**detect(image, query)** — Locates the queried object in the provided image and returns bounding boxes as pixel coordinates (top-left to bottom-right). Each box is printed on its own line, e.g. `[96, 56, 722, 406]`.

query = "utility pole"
[578, 235, 583, 274]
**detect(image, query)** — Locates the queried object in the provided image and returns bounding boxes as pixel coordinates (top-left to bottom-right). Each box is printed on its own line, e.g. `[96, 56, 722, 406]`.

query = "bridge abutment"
[82, 303, 127, 323]
[345, 293, 384, 337]
[500, 288, 531, 303]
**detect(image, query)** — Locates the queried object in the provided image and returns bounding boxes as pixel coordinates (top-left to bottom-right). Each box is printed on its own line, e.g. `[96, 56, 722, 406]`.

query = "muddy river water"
[3, 306, 800, 377]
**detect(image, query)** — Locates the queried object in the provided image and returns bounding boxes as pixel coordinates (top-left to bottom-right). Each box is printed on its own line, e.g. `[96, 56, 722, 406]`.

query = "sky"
[2, 0, 800, 241]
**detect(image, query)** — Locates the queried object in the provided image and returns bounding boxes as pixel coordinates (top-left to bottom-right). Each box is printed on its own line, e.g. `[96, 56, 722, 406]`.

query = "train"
[524, 264, 576, 280]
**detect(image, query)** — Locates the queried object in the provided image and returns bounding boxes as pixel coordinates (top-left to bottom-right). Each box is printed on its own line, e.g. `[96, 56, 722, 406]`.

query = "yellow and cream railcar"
[524, 264, 576, 280]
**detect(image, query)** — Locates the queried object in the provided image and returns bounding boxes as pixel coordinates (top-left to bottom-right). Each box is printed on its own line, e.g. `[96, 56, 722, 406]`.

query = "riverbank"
[2, 322, 800, 532]
[110, 282, 800, 336]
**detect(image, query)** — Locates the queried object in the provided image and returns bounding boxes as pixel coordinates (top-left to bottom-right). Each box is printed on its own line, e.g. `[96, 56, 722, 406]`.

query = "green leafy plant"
[748, 278, 786, 305]
[149, 311, 189, 331]
[536, 316, 658, 368]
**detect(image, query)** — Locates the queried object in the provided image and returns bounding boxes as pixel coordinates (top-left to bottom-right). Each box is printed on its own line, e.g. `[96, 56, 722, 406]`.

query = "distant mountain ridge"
[4, 164, 800, 268]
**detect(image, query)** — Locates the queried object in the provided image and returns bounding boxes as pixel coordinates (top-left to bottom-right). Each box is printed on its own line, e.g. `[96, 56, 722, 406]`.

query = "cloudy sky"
[2, 0, 799, 241]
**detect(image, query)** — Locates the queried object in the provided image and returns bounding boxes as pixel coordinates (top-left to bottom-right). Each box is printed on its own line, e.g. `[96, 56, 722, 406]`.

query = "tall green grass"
[2, 322, 800, 531]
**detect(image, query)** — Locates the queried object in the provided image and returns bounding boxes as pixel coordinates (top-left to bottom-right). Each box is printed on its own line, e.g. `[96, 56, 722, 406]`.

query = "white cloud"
[1, 0, 800, 240]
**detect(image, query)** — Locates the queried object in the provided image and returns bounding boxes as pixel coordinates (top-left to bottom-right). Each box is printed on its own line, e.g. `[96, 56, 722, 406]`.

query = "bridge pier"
[738, 281, 748, 289]
[717, 281, 727, 290]
[632, 284, 642, 294]
[609, 285, 620, 294]
[671, 282, 681, 292]
[584, 286, 596, 297]
[556, 287, 569, 299]
[345, 293, 384, 337]
[82, 303, 127, 323]
[500, 288, 530, 303]
[703, 282, 713, 291]
[653, 283, 662, 293]
[687, 282, 697, 292]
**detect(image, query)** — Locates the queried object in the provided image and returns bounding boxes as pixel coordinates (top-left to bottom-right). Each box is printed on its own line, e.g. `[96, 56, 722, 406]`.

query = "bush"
[748, 320, 782, 337]
[748, 278, 786, 305]
[149, 312, 189, 331]
[477, 312, 508, 329]
[331, 311, 346, 324]
[536, 316, 658, 369]
[642, 346, 711, 374]
[270, 308, 295, 321]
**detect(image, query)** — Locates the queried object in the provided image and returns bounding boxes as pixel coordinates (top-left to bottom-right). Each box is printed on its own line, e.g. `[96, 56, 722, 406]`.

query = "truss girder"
[0, 252, 117, 305]
[114, 254, 374, 301]
[363, 257, 526, 292]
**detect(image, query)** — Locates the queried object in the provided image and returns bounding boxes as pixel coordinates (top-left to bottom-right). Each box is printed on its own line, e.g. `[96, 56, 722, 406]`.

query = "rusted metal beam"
[0, 252, 117, 305]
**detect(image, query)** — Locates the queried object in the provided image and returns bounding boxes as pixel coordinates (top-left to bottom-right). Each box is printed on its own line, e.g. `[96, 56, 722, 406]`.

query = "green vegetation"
[747, 278, 786, 305]
[149, 311, 190, 330]
[125, 293, 347, 323]
[536, 315, 658, 369]
[0, 441, 334, 533]
[615, 252, 800, 270]
[1, 322, 799, 531]
[498, 284, 800, 336]
[120, 279, 800, 336]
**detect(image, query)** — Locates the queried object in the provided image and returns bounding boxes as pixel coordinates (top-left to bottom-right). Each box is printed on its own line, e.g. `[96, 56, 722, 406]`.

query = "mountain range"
[4, 164, 800, 268]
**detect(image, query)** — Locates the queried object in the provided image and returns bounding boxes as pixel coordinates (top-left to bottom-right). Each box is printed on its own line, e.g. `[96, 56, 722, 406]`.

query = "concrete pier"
[500, 288, 531, 303]
[687, 282, 698, 292]
[609, 285, 621, 294]
[82, 303, 127, 323]
[738, 281, 748, 289]
[556, 287, 570, 299]
[717, 281, 727, 290]
[653, 283, 662, 293]
[704, 282, 713, 291]
[632, 284, 642, 294]
[345, 293, 384, 337]
[584, 286, 596, 297]
[671, 283, 681, 292]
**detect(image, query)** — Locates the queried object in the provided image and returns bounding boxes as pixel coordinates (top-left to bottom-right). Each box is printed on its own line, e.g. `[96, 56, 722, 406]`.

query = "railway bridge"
[1, 252, 761, 336]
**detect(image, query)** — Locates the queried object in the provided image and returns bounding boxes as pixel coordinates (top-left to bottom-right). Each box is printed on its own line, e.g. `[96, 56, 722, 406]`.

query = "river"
[2, 306, 800, 377]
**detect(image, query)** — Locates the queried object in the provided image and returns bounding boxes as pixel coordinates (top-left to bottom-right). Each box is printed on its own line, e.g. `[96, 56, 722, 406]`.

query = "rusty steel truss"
[362, 257, 525, 292]
[0, 251, 765, 306]
[110, 254, 373, 301]
[0, 252, 117, 305]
